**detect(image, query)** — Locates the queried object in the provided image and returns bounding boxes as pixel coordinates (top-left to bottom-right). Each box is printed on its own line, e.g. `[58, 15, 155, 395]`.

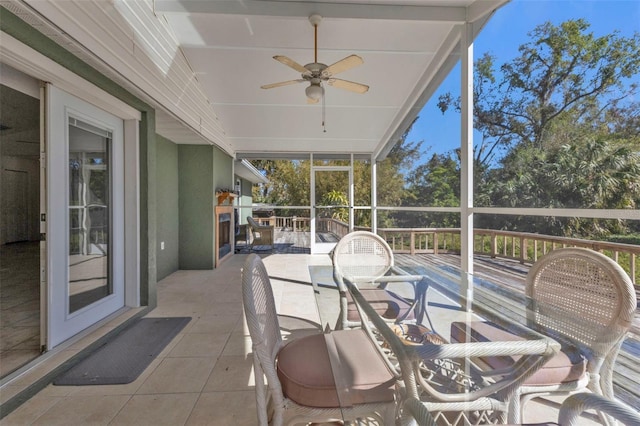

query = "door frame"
[310, 155, 354, 254]
[1, 32, 141, 350]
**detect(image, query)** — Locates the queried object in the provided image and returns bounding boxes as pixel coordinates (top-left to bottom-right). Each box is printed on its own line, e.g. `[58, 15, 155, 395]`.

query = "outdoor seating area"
[1, 247, 637, 425]
[2, 2, 638, 425]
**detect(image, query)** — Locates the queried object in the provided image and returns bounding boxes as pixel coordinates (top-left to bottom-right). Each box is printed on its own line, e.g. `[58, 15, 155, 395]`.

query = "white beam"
[371, 157, 377, 234]
[460, 23, 474, 276]
[154, 0, 466, 22]
[466, 0, 510, 23]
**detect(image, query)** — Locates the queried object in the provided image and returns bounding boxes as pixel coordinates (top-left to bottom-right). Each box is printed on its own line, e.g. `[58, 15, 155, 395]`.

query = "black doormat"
[53, 317, 191, 386]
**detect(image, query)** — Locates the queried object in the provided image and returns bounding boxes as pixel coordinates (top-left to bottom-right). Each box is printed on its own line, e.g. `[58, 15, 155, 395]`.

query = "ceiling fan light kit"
[305, 83, 323, 100]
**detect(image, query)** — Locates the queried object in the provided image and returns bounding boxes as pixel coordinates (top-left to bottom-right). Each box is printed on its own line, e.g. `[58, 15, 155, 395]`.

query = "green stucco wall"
[237, 178, 254, 225]
[156, 135, 179, 280]
[178, 145, 214, 269]
[177, 144, 233, 269]
[213, 145, 233, 193]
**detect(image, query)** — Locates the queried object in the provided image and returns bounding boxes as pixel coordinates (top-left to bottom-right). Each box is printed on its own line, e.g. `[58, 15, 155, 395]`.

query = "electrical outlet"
[161, 241, 165, 250]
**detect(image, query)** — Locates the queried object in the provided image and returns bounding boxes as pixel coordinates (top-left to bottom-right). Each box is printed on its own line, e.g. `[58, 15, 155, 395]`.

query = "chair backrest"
[242, 254, 285, 399]
[332, 231, 394, 283]
[247, 216, 268, 229]
[525, 247, 635, 365]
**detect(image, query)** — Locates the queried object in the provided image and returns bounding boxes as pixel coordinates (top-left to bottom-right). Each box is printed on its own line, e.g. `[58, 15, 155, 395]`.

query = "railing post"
[434, 232, 439, 255]
[410, 230, 416, 255]
[491, 232, 497, 258]
[520, 236, 526, 264]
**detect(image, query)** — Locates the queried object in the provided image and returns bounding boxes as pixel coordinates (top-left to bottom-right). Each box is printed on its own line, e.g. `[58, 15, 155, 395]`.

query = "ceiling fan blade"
[261, 79, 305, 89]
[323, 55, 364, 77]
[273, 56, 310, 75]
[328, 78, 369, 94]
[307, 97, 319, 104]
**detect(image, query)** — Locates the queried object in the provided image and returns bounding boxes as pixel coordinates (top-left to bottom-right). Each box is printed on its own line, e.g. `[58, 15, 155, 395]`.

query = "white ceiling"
[155, 0, 508, 160]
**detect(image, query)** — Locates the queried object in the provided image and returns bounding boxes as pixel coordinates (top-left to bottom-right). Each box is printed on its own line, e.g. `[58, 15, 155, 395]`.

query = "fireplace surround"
[215, 192, 236, 266]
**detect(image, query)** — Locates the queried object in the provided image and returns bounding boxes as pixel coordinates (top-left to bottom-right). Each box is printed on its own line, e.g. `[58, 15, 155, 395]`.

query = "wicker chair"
[509, 247, 636, 423]
[241, 254, 397, 425]
[247, 216, 274, 252]
[332, 231, 433, 330]
[453, 248, 636, 423]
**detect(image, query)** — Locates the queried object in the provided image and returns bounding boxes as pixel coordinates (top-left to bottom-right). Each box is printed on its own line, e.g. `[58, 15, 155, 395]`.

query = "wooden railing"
[251, 216, 639, 285]
[254, 216, 312, 232]
[377, 227, 639, 286]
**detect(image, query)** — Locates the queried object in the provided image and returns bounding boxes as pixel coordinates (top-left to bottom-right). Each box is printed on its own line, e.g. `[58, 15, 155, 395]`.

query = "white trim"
[0, 31, 140, 121]
[0, 62, 40, 97]
[47, 85, 126, 348]
[124, 119, 140, 307]
[473, 207, 640, 221]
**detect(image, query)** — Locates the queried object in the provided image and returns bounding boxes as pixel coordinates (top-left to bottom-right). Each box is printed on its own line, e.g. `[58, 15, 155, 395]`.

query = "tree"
[439, 19, 640, 168]
[405, 153, 460, 227]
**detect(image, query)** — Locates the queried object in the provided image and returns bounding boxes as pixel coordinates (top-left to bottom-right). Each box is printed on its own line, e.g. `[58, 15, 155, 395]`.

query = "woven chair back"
[525, 247, 635, 361]
[242, 254, 284, 396]
[333, 231, 393, 283]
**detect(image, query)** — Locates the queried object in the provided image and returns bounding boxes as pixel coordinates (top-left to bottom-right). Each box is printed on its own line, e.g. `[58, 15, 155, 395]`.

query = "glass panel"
[315, 170, 349, 243]
[68, 120, 111, 313]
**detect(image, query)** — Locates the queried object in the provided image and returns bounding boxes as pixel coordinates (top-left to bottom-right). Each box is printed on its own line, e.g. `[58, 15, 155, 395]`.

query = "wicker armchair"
[453, 248, 636, 424]
[241, 254, 397, 425]
[332, 231, 433, 330]
[247, 216, 274, 252]
[509, 247, 636, 423]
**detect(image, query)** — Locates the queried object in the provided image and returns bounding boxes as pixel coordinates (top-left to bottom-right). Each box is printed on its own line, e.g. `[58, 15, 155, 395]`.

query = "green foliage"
[439, 19, 640, 169]
[606, 234, 640, 246]
[319, 190, 349, 222]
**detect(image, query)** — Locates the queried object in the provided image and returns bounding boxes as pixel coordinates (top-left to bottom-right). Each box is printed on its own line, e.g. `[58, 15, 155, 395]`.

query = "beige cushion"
[345, 288, 414, 321]
[276, 329, 396, 408]
[450, 321, 587, 386]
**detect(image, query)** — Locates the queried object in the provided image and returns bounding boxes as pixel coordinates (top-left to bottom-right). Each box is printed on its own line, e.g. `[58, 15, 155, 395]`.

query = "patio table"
[308, 263, 562, 425]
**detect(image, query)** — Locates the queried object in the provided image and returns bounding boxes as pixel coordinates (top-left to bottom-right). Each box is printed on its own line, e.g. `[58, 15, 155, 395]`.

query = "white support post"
[371, 156, 377, 234]
[460, 22, 474, 303]
[349, 154, 354, 232]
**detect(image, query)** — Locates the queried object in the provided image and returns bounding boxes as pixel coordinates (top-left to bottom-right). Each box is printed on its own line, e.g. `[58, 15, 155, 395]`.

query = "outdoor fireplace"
[215, 202, 235, 266]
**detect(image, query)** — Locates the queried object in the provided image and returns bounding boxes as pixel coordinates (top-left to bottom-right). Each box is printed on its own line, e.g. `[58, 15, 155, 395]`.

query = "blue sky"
[407, 0, 640, 159]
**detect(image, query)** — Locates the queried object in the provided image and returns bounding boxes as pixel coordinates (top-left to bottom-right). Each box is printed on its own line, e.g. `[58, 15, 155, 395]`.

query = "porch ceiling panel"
[154, 0, 508, 158]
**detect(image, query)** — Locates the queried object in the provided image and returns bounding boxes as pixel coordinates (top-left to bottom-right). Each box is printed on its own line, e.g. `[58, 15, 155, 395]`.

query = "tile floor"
[0, 242, 41, 377]
[0, 253, 601, 425]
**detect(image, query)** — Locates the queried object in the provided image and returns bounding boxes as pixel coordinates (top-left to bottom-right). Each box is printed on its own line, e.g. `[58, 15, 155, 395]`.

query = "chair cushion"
[450, 321, 587, 386]
[345, 288, 414, 321]
[276, 329, 396, 408]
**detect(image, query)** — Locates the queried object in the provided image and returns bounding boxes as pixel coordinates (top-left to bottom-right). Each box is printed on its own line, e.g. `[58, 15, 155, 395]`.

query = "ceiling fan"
[260, 14, 369, 104]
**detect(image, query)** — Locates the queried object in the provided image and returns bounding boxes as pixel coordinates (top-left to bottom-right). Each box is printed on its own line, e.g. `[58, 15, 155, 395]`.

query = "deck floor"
[248, 229, 639, 409]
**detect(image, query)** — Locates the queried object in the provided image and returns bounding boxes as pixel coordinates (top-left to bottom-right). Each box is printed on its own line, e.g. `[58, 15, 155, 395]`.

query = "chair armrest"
[558, 393, 640, 426]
